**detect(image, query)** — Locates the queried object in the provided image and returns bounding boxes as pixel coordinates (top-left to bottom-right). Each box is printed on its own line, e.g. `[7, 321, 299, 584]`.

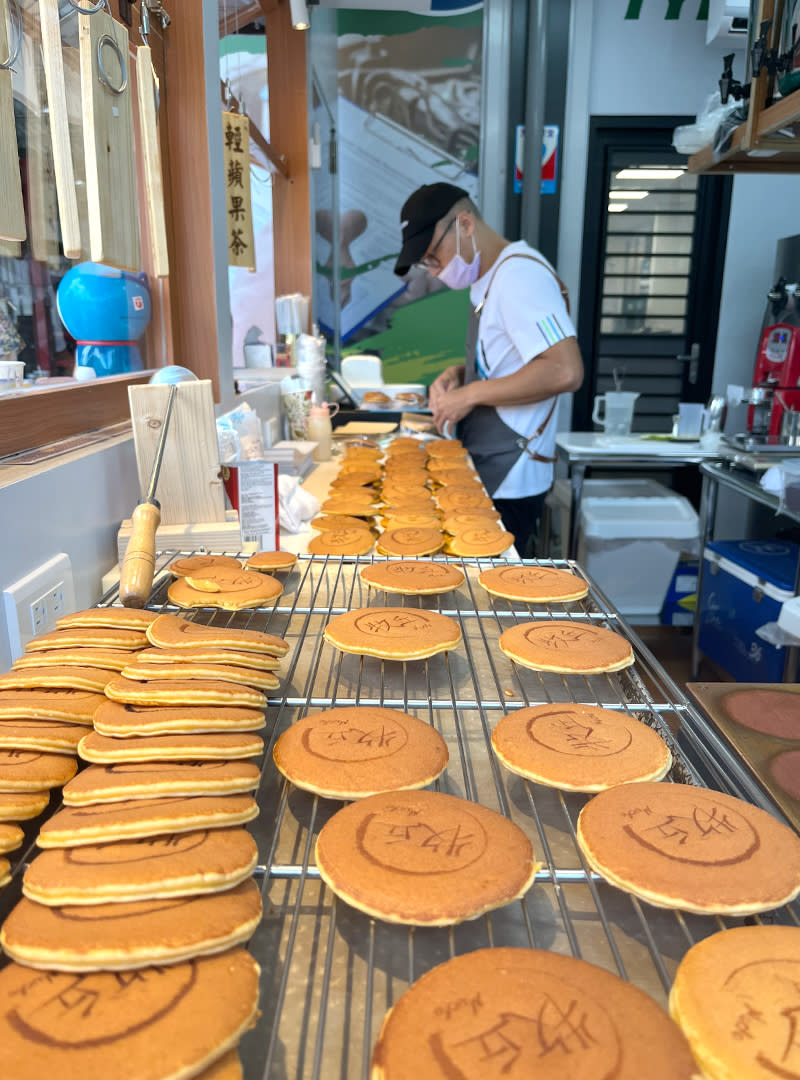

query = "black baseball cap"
[394, 182, 469, 276]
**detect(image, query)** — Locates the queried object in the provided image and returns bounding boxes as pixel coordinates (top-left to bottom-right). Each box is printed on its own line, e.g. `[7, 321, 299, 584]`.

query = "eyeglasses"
[414, 216, 456, 272]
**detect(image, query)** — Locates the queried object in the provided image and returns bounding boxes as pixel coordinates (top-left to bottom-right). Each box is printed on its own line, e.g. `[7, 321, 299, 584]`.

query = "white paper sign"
[237, 462, 279, 550]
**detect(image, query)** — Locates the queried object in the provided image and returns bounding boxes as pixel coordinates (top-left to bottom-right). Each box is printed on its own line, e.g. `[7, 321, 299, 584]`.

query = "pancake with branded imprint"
[274, 706, 448, 798]
[576, 781, 800, 915]
[0, 790, 50, 821]
[1, 878, 263, 971]
[307, 528, 375, 557]
[62, 760, 261, 805]
[244, 550, 298, 572]
[360, 560, 465, 596]
[93, 701, 266, 737]
[491, 703, 672, 791]
[79, 731, 264, 764]
[371, 947, 698, 1080]
[669, 925, 800, 1080]
[168, 569, 283, 610]
[376, 527, 444, 557]
[120, 660, 279, 691]
[168, 554, 243, 577]
[37, 794, 259, 847]
[0, 950, 260, 1080]
[146, 613, 289, 656]
[55, 608, 160, 630]
[479, 564, 589, 603]
[315, 789, 537, 925]
[324, 607, 462, 661]
[444, 527, 515, 558]
[0, 688, 105, 724]
[499, 620, 634, 674]
[104, 675, 267, 709]
[23, 826, 258, 904]
[0, 749, 78, 791]
[309, 514, 374, 532]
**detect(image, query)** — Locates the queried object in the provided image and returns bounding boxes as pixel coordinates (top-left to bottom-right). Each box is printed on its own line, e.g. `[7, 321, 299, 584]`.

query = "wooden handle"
[119, 500, 160, 608]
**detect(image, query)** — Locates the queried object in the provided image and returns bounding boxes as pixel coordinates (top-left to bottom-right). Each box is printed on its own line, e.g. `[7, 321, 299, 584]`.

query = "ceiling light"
[289, 0, 309, 29]
[614, 168, 685, 180]
[608, 204, 628, 213]
[609, 190, 649, 199]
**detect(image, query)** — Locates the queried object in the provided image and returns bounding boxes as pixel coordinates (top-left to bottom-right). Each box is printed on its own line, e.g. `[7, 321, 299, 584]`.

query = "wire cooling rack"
[3, 553, 799, 1080]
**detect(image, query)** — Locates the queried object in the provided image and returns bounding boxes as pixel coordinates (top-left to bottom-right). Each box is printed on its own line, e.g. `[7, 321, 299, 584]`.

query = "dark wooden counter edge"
[0, 372, 153, 459]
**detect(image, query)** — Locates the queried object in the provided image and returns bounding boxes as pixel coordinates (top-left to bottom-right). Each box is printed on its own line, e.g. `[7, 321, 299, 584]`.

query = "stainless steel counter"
[2, 553, 799, 1080]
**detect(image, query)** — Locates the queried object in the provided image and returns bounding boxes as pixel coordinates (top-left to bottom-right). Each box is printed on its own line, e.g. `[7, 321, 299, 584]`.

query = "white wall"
[0, 439, 140, 671]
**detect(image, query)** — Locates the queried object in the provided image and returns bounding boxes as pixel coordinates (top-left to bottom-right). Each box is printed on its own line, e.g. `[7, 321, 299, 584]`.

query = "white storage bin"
[576, 479, 699, 620]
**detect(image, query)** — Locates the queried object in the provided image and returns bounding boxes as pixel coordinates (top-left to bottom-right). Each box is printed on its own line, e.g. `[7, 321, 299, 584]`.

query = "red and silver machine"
[745, 279, 800, 439]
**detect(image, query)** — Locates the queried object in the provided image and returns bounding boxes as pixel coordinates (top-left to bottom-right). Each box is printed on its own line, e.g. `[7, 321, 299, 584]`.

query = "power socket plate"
[2, 554, 76, 659]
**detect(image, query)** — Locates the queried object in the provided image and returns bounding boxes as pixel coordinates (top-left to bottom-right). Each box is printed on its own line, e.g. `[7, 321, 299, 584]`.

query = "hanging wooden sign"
[79, 8, 140, 271]
[39, 0, 82, 258]
[222, 111, 256, 271]
[0, 0, 26, 243]
[136, 45, 168, 277]
[23, 36, 61, 266]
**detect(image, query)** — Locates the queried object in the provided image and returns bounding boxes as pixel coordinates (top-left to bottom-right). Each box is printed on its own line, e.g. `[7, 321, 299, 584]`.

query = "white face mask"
[437, 218, 481, 290]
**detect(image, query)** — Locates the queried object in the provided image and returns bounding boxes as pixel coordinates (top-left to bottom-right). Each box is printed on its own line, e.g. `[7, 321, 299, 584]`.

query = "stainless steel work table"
[555, 432, 721, 559]
[1, 552, 798, 1080]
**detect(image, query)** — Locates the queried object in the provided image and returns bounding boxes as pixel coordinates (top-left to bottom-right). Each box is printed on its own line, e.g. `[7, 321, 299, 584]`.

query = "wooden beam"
[220, 2, 264, 36]
[265, 0, 312, 302]
[219, 79, 289, 178]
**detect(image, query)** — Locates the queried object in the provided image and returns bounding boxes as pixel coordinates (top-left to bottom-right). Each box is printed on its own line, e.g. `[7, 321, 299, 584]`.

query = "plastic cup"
[592, 391, 639, 436]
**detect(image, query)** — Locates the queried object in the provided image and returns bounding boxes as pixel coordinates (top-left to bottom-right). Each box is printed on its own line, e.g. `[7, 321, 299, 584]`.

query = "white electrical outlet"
[2, 554, 76, 659]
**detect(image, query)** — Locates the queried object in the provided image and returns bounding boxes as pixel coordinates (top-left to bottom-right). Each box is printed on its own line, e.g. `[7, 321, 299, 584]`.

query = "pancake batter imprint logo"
[354, 611, 434, 637]
[528, 709, 632, 757]
[305, 713, 408, 761]
[524, 625, 596, 650]
[623, 795, 759, 865]
[357, 804, 487, 874]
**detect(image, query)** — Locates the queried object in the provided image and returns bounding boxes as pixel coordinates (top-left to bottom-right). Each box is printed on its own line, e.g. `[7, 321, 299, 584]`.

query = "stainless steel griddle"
[2, 553, 799, 1080]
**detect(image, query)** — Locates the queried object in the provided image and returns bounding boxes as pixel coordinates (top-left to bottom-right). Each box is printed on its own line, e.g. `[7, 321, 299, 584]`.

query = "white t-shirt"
[468, 241, 576, 500]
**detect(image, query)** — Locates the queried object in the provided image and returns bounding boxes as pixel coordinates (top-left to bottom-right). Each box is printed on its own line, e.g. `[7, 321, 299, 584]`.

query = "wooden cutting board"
[128, 381, 227, 526]
[38, 0, 81, 258]
[135, 45, 168, 277]
[79, 9, 140, 270]
[0, 0, 26, 243]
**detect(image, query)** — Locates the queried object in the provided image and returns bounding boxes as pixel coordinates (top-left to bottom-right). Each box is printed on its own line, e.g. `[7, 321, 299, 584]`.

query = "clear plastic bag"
[672, 91, 742, 155]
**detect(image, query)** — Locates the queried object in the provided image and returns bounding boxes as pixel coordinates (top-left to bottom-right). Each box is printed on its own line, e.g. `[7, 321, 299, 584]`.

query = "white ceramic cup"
[592, 391, 639, 436]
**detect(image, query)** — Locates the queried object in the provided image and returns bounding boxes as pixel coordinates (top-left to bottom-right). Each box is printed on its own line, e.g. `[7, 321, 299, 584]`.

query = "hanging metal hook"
[139, 2, 150, 45]
[97, 32, 128, 94]
[65, 0, 106, 13]
[0, 0, 23, 71]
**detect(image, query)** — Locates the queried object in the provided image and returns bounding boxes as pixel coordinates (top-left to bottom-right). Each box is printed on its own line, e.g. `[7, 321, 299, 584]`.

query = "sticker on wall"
[511, 124, 559, 195]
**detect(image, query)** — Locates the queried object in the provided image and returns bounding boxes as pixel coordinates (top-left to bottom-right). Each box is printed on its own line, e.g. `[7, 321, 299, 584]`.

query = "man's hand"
[431, 383, 476, 434]
[428, 364, 465, 408]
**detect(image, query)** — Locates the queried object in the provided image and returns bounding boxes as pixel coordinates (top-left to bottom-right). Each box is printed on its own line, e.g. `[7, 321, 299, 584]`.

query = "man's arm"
[431, 338, 583, 431]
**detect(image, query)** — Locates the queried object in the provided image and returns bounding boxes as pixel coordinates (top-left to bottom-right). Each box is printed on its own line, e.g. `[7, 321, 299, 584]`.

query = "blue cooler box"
[698, 539, 799, 681]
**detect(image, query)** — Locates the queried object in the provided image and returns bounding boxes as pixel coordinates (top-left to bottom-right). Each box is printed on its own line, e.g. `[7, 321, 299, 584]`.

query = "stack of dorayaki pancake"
[0, 609, 291, 1079]
[308, 436, 515, 558]
[165, 551, 296, 611]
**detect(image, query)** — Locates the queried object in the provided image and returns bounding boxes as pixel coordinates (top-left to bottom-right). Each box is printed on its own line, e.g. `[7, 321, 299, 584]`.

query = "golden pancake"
[0, 790, 49, 821]
[0, 823, 23, 853]
[168, 554, 243, 577]
[168, 569, 282, 610]
[363, 390, 393, 406]
[308, 528, 375, 556]
[274, 705, 448, 799]
[499, 620, 634, 674]
[441, 511, 501, 533]
[426, 458, 475, 475]
[104, 675, 267, 710]
[244, 550, 298, 572]
[479, 564, 589, 602]
[576, 781, 800, 915]
[329, 471, 380, 488]
[371, 946, 697, 1080]
[146, 613, 288, 655]
[198, 1050, 242, 1080]
[0, 750, 78, 791]
[425, 441, 466, 456]
[324, 607, 462, 661]
[12, 647, 135, 672]
[0, 665, 115, 693]
[435, 488, 494, 511]
[380, 498, 435, 515]
[37, 794, 259, 847]
[0, 856, 8, 887]
[380, 513, 442, 531]
[56, 608, 160, 630]
[135, 646, 280, 671]
[0, 950, 260, 1080]
[491, 703, 672, 791]
[0, 688, 104, 724]
[120, 660, 279, 692]
[23, 827, 258, 905]
[93, 701, 266, 737]
[444, 527, 515, 557]
[669, 925, 800, 1080]
[380, 469, 430, 484]
[376, 527, 444, 557]
[360, 560, 465, 596]
[310, 514, 374, 532]
[320, 498, 381, 517]
[79, 731, 264, 764]
[62, 760, 261, 805]
[316, 789, 537, 925]
[1, 879, 263, 972]
[26, 626, 149, 651]
[0, 718, 88, 753]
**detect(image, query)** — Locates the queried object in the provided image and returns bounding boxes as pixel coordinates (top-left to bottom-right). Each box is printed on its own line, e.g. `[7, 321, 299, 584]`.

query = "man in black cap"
[395, 182, 583, 556]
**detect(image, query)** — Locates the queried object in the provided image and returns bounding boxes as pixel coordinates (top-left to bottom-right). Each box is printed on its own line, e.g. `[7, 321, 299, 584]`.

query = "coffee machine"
[744, 278, 800, 439]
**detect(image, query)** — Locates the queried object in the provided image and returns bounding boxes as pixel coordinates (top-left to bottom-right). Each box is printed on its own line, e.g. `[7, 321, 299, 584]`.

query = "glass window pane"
[604, 255, 691, 276]
[602, 297, 687, 317]
[604, 276, 690, 297]
[606, 234, 692, 255]
[601, 315, 687, 335]
[607, 213, 695, 234]
[608, 191, 697, 213]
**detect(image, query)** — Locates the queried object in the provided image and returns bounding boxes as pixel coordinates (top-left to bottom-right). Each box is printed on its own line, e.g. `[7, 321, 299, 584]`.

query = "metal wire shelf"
[2, 552, 799, 1080]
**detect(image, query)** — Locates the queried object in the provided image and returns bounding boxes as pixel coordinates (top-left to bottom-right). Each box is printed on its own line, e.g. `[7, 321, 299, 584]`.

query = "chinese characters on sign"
[222, 111, 256, 271]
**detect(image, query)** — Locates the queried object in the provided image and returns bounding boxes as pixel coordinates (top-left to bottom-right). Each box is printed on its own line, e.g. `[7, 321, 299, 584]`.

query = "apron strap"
[474, 252, 571, 318]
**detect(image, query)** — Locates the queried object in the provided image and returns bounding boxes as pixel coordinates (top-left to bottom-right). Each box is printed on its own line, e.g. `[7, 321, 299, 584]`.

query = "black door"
[573, 117, 732, 433]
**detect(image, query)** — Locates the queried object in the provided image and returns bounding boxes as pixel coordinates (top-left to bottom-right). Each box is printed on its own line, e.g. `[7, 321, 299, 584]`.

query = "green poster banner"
[625, 0, 709, 17]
